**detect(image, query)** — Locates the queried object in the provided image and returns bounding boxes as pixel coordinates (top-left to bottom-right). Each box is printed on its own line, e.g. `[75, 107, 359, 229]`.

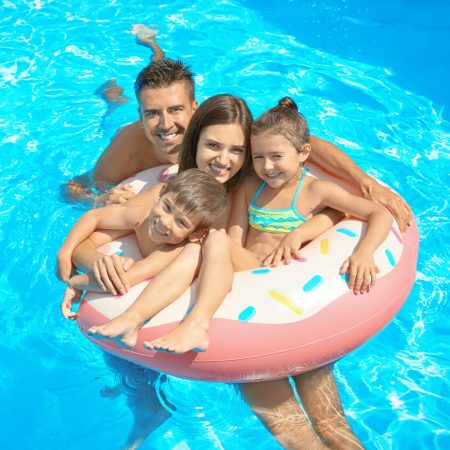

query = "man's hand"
[262, 228, 303, 267]
[101, 184, 136, 206]
[61, 285, 83, 320]
[92, 254, 135, 295]
[364, 182, 411, 233]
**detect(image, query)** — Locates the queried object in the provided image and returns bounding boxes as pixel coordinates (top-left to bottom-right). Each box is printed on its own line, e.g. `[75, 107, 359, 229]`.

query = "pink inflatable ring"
[77, 164, 419, 382]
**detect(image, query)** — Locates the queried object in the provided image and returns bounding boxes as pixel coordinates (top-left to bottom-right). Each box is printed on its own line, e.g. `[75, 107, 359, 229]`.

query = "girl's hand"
[92, 254, 135, 295]
[339, 249, 377, 294]
[60, 285, 83, 320]
[262, 229, 303, 267]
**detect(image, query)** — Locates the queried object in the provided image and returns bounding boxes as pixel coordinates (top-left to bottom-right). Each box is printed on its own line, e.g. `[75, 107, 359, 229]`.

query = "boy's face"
[148, 192, 200, 244]
[138, 82, 198, 163]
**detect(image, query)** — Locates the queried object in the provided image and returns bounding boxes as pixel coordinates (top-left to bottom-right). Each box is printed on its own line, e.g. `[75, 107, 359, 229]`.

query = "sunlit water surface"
[0, 1, 449, 449]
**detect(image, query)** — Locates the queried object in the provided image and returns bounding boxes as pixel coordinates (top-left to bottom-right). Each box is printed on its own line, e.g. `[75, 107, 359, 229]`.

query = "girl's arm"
[310, 180, 393, 293]
[262, 208, 344, 266]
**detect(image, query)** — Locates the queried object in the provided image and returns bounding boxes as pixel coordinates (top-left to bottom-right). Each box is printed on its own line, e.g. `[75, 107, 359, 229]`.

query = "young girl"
[227, 97, 392, 293]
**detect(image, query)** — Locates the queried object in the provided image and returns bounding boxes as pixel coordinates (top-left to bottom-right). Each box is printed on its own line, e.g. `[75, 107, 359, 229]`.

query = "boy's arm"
[262, 209, 344, 266]
[69, 244, 186, 295]
[309, 135, 411, 232]
[56, 205, 143, 282]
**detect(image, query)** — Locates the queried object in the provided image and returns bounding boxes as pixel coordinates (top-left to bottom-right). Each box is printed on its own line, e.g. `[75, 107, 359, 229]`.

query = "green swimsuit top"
[248, 171, 308, 234]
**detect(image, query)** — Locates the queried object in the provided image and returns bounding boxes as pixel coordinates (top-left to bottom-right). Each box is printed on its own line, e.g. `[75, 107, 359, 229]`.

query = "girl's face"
[251, 132, 310, 188]
[196, 124, 247, 184]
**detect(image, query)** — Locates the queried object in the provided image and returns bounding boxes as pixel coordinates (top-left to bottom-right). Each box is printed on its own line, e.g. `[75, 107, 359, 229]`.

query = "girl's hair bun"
[277, 97, 298, 111]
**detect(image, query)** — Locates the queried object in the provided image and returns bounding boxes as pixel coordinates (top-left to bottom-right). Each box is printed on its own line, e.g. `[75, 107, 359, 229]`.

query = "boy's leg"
[146, 230, 237, 353]
[294, 365, 364, 450]
[241, 379, 328, 450]
[88, 243, 202, 348]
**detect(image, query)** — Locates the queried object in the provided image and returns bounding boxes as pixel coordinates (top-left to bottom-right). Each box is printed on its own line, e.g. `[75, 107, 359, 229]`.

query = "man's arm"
[309, 135, 411, 232]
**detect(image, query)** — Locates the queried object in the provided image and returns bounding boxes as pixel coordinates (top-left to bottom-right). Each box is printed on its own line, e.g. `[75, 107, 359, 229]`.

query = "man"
[66, 30, 411, 231]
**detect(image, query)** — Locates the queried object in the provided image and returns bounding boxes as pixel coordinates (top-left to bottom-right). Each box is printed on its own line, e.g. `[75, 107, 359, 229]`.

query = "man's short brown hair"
[134, 58, 195, 102]
[161, 169, 227, 229]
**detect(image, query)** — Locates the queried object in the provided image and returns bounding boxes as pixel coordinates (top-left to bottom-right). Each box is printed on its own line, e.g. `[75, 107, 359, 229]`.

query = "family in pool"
[56, 25, 412, 450]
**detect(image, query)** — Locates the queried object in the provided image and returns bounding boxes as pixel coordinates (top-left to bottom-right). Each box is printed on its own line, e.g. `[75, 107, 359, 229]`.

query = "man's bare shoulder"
[93, 121, 153, 185]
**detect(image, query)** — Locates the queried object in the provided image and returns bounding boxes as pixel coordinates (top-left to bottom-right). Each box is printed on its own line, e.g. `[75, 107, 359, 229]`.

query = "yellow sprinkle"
[320, 239, 329, 254]
[268, 290, 302, 315]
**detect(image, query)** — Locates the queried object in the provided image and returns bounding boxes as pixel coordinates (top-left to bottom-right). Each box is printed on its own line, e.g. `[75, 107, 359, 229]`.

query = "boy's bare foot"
[88, 313, 142, 349]
[144, 320, 209, 354]
[131, 24, 158, 47]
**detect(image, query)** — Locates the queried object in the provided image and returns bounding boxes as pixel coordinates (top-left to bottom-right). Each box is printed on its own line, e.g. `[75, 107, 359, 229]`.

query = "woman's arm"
[227, 182, 252, 246]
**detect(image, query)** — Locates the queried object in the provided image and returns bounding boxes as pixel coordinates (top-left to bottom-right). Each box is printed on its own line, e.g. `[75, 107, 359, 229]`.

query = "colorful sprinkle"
[320, 239, 329, 254]
[239, 306, 256, 322]
[115, 251, 124, 256]
[268, 290, 302, 315]
[303, 275, 324, 292]
[391, 226, 403, 244]
[158, 167, 170, 182]
[385, 249, 396, 267]
[336, 228, 358, 238]
[252, 268, 271, 275]
[340, 273, 349, 283]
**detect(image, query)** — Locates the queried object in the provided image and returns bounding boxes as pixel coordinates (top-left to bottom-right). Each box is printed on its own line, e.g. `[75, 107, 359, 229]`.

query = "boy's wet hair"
[252, 97, 310, 151]
[134, 58, 195, 101]
[178, 94, 253, 190]
[160, 168, 227, 229]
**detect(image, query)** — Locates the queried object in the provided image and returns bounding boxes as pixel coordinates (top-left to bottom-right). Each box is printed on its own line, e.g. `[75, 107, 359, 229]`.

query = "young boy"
[58, 169, 227, 347]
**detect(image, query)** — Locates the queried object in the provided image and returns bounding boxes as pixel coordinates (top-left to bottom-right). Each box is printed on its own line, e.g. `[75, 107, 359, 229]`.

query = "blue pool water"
[1, 1, 449, 449]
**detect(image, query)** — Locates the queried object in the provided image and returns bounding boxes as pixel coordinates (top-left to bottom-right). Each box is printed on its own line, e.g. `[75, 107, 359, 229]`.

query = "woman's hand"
[92, 254, 135, 295]
[339, 248, 377, 294]
[262, 228, 303, 267]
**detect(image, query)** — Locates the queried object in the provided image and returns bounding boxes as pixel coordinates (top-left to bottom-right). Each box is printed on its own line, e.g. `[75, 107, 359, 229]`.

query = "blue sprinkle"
[251, 268, 271, 275]
[336, 228, 358, 238]
[385, 249, 396, 267]
[115, 251, 124, 256]
[239, 306, 256, 322]
[303, 275, 324, 292]
[340, 273, 348, 283]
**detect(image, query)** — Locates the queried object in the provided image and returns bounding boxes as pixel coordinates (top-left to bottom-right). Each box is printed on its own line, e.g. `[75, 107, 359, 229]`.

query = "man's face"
[138, 82, 198, 162]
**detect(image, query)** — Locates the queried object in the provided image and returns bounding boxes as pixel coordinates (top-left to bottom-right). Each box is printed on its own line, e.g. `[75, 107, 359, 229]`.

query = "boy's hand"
[61, 285, 83, 319]
[104, 184, 136, 206]
[92, 254, 135, 295]
[56, 250, 74, 282]
[365, 182, 411, 233]
[339, 249, 377, 295]
[262, 229, 303, 267]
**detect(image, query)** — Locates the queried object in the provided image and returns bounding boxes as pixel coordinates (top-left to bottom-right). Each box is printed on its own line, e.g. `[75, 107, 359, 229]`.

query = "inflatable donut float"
[77, 164, 419, 382]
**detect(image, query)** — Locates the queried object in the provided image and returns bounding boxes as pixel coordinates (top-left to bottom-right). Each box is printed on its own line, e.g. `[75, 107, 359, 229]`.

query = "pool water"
[0, 1, 449, 449]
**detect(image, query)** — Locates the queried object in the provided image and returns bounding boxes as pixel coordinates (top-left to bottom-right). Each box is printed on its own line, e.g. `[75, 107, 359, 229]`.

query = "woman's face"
[196, 123, 247, 184]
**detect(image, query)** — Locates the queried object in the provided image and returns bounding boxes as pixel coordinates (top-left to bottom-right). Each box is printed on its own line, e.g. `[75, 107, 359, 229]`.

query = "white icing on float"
[77, 164, 419, 382]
